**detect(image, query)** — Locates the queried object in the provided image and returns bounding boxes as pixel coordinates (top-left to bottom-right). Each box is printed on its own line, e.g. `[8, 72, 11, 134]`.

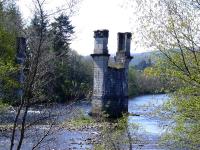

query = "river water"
[128, 94, 169, 149]
[0, 94, 170, 150]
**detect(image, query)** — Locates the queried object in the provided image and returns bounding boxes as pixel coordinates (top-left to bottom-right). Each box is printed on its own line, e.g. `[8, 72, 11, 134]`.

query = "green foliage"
[0, 26, 16, 58]
[40, 14, 93, 102]
[149, 52, 200, 149]
[0, 0, 23, 104]
[134, 58, 152, 70]
[52, 51, 93, 102]
[0, 26, 17, 93]
[0, 100, 9, 112]
[160, 95, 200, 150]
[25, 12, 92, 103]
[94, 115, 138, 150]
[30, 14, 48, 37]
[62, 110, 94, 129]
[51, 14, 74, 54]
[128, 67, 139, 96]
[127, 0, 200, 148]
[128, 66, 167, 97]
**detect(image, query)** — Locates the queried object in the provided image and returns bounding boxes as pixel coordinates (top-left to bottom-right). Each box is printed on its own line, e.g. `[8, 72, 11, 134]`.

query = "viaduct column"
[16, 37, 26, 99]
[91, 30, 110, 116]
[116, 32, 133, 112]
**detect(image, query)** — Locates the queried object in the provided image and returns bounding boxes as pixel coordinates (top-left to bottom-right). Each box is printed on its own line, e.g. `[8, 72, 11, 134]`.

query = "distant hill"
[131, 52, 153, 65]
[130, 51, 162, 70]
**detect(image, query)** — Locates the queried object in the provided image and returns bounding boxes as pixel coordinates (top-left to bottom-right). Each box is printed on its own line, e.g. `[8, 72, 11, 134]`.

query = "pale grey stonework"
[91, 30, 132, 118]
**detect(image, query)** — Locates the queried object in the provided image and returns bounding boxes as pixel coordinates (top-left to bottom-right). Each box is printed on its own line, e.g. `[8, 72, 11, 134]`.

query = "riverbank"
[0, 94, 170, 150]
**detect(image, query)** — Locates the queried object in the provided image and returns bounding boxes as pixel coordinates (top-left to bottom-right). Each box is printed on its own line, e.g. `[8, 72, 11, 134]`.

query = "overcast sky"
[17, 0, 145, 56]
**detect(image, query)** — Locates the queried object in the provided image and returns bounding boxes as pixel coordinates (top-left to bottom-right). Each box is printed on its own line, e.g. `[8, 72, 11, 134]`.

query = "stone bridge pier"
[16, 37, 26, 99]
[91, 30, 132, 118]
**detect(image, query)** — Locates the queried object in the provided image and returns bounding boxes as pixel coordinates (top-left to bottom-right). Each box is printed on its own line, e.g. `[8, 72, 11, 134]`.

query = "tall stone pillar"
[116, 32, 133, 112]
[91, 30, 110, 116]
[116, 32, 132, 64]
[16, 37, 26, 99]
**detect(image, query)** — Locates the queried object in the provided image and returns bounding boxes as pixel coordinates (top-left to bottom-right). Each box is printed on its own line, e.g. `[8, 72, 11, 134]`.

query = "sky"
[17, 0, 146, 56]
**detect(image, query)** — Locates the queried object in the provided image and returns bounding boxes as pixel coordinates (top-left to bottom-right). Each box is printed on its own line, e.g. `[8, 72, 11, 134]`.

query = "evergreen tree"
[0, 0, 23, 103]
[51, 14, 74, 55]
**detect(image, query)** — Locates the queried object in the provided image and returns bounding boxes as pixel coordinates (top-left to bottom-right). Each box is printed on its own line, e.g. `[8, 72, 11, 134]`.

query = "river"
[0, 94, 170, 150]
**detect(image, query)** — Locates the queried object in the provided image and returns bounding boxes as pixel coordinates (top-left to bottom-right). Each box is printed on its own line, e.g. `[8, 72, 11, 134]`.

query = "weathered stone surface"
[93, 30, 109, 54]
[16, 37, 26, 98]
[16, 37, 26, 64]
[91, 30, 132, 118]
[94, 30, 109, 38]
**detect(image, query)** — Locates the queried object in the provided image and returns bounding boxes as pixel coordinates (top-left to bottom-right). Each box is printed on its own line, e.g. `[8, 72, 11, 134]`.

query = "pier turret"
[91, 30, 110, 116]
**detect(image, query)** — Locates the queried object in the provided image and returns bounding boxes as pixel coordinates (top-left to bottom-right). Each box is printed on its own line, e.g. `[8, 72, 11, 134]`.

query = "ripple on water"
[128, 94, 170, 148]
[0, 94, 170, 150]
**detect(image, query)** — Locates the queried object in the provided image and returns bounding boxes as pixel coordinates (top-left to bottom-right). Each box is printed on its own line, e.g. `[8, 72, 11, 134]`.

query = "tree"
[50, 50, 93, 102]
[48, 14, 93, 102]
[49, 14, 75, 102]
[51, 14, 74, 55]
[128, 66, 168, 97]
[0, 0, 23, 104]
[8, 0, 81, 149]
[125, 0, 200, 149]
